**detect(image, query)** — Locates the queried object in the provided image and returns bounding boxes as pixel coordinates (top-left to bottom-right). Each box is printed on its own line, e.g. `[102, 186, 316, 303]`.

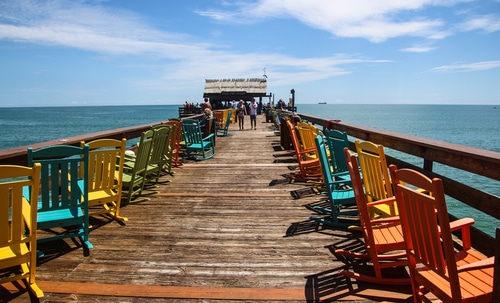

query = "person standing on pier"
[249, 99, 258, 130]
[237, 100, 247, 130]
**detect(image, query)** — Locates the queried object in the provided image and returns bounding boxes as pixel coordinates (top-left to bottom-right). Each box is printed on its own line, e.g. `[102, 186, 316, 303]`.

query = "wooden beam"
[3, 282, 306, 300]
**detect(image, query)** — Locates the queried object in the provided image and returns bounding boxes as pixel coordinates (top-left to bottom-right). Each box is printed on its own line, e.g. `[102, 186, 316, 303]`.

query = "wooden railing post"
[423, 159, 433, 172]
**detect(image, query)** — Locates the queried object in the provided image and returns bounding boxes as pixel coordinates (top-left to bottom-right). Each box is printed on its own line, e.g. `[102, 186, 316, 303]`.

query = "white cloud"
[431, 60, 500, 72]
[400, 45, 437, 53]
[0, 0, 390, 88]
[196, 0, 469, 42]
[459, 14, 500, 33]
[0, 0, 203, 56]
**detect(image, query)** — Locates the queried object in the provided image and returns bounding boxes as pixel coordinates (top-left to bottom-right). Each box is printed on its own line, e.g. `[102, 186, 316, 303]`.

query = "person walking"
[249, 99, 258, 130]
[237, 100, 247, 130]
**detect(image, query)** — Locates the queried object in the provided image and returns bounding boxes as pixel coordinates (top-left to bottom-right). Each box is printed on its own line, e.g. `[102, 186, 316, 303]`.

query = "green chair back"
[121, 130, 154, 203]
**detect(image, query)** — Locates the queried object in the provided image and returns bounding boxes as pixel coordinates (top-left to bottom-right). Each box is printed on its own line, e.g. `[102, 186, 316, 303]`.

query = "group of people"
[235, 99, 258, 130]
[198, 98, 264, 131]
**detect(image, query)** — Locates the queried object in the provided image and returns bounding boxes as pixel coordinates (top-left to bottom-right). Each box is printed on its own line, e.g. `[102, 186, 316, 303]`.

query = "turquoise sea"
[0, 105, 180, 150]
[1, 104, 499, 235]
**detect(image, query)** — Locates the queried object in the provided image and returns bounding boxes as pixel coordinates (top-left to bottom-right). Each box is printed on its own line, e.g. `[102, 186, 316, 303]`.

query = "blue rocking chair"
[324, 129, 351, 181]
[182, 119, 216, 160]
[309, 134, 357, 228]
[27, 145, 93, 255]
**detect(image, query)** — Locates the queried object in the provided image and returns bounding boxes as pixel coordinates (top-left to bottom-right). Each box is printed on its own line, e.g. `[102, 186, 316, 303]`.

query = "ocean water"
[1, 104, 499, 236]
[298, 104, 500, 236]
[0, 105, 180, 150]
[297, 104, 499, 153]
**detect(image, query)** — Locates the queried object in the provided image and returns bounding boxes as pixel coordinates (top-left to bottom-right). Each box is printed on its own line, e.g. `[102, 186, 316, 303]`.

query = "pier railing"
[0, 114, 209, 167]
[0, 112, 498, 255]
[297, 112, 500, 256]
[0, 122, 158, 167]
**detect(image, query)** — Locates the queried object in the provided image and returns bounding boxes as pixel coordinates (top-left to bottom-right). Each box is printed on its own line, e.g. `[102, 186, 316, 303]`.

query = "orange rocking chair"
[284, 119, 322, 183]
[390, 165, 494, 303]
[335, 148, 409, 284]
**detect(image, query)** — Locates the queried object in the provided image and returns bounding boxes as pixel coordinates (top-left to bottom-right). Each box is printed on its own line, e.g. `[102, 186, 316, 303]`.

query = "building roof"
[203, 78, 268, 102]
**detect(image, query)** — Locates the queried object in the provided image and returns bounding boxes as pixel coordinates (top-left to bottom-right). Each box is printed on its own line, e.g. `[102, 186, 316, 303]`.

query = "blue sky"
[1, 0, 499, 107]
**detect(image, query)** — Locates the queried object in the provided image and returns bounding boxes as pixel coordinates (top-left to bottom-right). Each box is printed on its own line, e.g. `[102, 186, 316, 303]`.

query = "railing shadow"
[304, 266, 412, 302]
[303, 236, 412, 302]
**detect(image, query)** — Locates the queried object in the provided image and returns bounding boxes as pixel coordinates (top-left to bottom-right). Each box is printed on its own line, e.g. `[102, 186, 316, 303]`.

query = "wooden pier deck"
[2, 115, 413, 302]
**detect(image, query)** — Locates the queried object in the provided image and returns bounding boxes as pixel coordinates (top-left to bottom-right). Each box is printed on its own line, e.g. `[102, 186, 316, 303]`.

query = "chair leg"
[80, 226, 93, 250]
[24, 279, 44, 298]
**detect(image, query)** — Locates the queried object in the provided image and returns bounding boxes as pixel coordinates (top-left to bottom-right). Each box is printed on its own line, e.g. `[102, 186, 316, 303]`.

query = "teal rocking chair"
[325, 129, 351, 181]
[27, 145, 93, 255]
[309, 134, 357, 228]
[182, 119, 216, 161]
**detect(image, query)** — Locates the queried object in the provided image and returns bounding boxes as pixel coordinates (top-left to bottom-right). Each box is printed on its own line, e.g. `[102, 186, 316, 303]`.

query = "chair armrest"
[457, 256, 495, 273]
[324, 177, 351, 192]
[298, 147, 317, 156]
[371, 216, 400, 224]
[124, 153, 136, 161]
[366, 197, 397, 208]
[203, 133, 215, 140]
[449, 217, 475, 230]
[449, 217, 475, 249]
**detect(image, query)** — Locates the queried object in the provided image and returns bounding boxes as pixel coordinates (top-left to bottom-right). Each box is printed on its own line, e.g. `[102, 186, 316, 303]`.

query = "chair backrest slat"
[325, 129, 349, 173]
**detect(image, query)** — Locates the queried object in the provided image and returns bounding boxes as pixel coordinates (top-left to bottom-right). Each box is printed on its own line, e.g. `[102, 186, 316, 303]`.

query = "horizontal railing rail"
[0, 113, 205, 167]
[296, 112, 500, 256]
[0, 122, 158, 166]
